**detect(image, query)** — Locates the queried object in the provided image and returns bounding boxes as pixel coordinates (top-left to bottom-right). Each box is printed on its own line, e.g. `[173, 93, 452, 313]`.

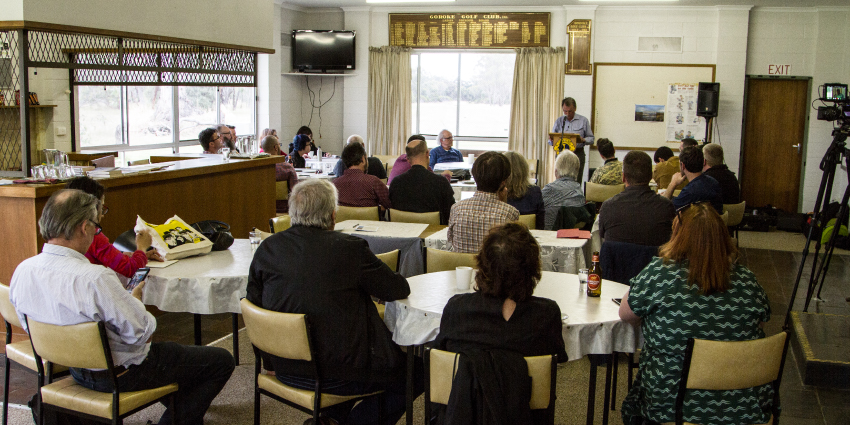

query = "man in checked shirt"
[447, 152, 519, 253]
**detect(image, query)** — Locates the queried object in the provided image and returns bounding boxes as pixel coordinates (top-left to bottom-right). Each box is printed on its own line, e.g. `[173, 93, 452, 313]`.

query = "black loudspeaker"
[697, 82, 720, 118]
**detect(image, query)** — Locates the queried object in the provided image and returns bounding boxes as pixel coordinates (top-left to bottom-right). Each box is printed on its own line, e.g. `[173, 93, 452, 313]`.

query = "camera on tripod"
[816, 83, 849, 123]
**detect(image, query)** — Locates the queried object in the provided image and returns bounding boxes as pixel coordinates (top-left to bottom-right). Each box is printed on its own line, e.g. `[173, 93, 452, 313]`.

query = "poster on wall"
[665, 83, 705, 142]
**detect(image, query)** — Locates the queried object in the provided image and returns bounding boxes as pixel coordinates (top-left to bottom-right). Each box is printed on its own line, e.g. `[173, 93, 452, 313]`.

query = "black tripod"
[784, 124, 850, 330]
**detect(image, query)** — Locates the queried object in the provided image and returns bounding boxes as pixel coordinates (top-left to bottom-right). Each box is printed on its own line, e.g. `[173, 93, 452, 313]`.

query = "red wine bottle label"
[587, 274, 601, 290]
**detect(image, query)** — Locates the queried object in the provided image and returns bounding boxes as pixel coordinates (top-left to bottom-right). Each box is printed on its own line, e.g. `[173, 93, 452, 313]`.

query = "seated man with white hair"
[541, 150, 586, 230]
[248, 178, 419, 425]
[332, 135, 388, 179]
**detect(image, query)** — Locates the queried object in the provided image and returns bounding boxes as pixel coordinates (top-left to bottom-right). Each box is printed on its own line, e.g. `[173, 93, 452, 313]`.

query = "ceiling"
[280, 0, 848, 9]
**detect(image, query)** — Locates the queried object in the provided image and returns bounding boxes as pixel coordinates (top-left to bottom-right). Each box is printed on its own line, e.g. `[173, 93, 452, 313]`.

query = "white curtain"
[508, 47, 566, 186]
[367, 46, 412, 156]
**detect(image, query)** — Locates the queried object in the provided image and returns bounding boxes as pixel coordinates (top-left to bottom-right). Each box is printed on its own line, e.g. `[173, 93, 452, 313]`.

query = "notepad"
[146, 260, 179, 268]
[556, 229, 591, 239]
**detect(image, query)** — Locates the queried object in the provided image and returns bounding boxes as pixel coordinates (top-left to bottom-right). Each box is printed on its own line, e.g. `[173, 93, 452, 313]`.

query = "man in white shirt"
[10, 189, 234, 425]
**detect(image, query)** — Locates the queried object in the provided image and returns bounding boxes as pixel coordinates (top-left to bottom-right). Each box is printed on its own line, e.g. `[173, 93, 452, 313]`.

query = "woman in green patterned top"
[619, 202, 773, 425]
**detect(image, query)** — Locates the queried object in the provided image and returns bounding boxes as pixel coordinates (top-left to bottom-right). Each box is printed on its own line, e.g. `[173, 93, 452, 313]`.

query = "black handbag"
[190, 220, 234, 251]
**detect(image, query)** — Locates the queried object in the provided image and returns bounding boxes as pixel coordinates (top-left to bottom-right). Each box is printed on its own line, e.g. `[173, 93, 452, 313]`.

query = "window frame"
[78, 85, 256, 154]
[410, 49, 515, 152]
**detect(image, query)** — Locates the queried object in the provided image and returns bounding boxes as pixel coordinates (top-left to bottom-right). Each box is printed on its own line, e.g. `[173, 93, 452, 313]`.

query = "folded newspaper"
[134, 215, 213, 260]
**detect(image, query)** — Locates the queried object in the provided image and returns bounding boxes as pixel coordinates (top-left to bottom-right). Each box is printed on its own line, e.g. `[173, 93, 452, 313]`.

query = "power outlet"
[55, 126, 67, 136]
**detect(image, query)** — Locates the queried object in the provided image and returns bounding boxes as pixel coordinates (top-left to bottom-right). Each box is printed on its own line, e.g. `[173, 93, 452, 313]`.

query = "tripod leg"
[810, 180, 850, 305]
[784, 133, 844, 329]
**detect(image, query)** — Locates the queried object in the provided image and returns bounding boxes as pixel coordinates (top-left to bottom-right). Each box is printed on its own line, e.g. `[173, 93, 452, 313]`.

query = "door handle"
[792, 144, 800, 154]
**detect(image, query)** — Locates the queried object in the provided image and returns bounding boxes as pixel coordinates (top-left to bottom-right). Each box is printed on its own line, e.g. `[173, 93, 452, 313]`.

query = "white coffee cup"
[467, 153, 475, 163]
[455, 266, 473, 291]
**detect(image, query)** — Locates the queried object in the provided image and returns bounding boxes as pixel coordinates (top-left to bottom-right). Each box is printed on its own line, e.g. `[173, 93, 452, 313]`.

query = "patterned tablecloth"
[384, 271, 641, 361]
[144, 239, 254, 314]
[424, 228, 590, 273]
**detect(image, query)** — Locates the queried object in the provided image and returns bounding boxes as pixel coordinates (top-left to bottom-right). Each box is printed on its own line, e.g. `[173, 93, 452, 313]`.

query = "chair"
[424, 348, 557, 424]
[127, 159, 150, 166]
[240, 299, 383, 425]
[425, 248, 476, 273]
[723, 201, 746, 239]
[527, 158, 539, 181]
[336, 206, 379, 222]
[275, 181, 289, 201]
[0, 285, 69, 425]
[389, 209, 440, 225]
[373, 250, 400, 320]
[517, 214, 537, 230]
[585, 182, 624, 206]
[269, 215, 291, 233]
[26, 317, 178, 425]
[720, 211, 729, 226]
[551, 204, 596, 231]
[667, 332, 789, 425]
[599, 241, 658, 286]
[375, 249, 400, 272]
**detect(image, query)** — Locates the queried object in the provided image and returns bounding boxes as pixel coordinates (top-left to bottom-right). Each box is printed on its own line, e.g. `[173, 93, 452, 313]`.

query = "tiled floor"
[2, 245, 849, 424]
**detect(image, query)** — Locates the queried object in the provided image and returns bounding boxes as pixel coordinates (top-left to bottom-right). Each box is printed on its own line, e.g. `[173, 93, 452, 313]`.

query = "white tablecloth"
[450, 181, 477, 201]
[335, 220, 428, 239]
[144, 239, 254, 314]
[433, 161, 472, 171]
[384, 271, 641, 361]
[424, 228, 589, 273]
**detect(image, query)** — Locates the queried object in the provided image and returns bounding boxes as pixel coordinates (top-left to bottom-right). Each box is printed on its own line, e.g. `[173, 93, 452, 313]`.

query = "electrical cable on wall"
[303, 76, 338, 140]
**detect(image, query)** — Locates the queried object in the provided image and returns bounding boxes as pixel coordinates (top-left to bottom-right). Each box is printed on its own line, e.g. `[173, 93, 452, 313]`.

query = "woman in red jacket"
[66, 176, 162, 277]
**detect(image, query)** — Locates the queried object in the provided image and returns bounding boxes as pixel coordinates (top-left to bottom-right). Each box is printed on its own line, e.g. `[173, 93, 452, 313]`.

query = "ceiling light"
[366, 0, 455, 3]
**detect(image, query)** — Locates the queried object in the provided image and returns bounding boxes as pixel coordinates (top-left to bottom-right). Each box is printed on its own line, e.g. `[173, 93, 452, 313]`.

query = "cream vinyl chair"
[0, 285, 68, 425]
[269, 215, 291, 233]
[665, 332, 789, 425]
[240, 299, 384, 425]
[425, 248, 476, 273]
[517, 214, 537, 230]
[723, 201, 747, 239]
[26, 318, 177, 425]
[373, 249, 400, 320]
[389, 209, 440, 225]
[424, 348, 558, 424]
[585, 182, 625, 205]
[335, 206, 380, 223]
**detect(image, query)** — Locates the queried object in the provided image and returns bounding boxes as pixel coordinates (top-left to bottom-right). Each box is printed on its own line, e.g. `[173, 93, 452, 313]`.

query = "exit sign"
[768, 64, 791, 75]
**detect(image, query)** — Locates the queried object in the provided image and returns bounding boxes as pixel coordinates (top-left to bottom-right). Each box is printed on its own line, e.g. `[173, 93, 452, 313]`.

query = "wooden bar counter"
[0, 155, 285, 284]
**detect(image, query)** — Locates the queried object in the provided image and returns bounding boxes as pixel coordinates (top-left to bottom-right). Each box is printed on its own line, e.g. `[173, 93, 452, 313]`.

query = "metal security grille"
[27, 31, 256, 87]
[0, 31, 22, 173]
[1, 26, 260, 176]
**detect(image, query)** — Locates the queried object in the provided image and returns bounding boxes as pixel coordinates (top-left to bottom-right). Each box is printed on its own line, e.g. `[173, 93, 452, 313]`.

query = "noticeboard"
[389, 13, 550, 49]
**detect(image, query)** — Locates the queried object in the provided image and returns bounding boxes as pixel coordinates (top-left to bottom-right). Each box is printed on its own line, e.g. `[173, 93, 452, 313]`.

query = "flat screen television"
[291, 30, 355, 72]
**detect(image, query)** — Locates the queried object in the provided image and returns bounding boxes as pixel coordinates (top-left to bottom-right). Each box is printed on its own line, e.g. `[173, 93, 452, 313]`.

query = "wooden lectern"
[549, 133, 580, 154]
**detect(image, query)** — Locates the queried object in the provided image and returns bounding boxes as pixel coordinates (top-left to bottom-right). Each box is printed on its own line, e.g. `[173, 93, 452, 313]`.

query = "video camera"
[816, 83, 850, 124]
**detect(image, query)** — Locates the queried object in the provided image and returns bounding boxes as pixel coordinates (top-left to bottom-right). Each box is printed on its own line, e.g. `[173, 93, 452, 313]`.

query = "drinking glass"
[221, 147, 231, 162]
[578, 268, 589, 291]
[249, 230, 261, 245]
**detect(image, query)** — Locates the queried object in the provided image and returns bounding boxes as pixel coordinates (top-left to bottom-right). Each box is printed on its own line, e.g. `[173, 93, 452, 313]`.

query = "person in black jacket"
[388, 137, 455, 224]
[434, 222, 568, 423]
[247, 178, 419, 425]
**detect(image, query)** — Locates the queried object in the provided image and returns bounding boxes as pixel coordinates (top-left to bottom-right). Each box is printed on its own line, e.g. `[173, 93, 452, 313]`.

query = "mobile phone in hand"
[127, 267, 150, 292]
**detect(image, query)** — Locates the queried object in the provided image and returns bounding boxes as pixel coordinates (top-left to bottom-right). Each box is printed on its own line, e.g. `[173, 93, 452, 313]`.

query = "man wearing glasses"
[217, 124, 239, 153]
[199, 127, 223, 154]
[663, 145, 723, 214]
[10, 189, 235, 425]
[429, 129, 464, 169]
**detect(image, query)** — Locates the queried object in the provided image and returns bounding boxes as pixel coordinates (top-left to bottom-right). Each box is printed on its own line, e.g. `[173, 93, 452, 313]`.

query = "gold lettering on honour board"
[566, 19, 592, 75]
[389, 13, 550, 48]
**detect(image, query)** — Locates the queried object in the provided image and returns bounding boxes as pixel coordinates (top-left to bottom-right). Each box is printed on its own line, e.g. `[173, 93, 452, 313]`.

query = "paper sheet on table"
[556, 229, 592, 239]
[146, 260, 179, 268]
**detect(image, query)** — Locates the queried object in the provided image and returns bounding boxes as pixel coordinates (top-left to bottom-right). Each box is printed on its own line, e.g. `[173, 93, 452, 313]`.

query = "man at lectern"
[549, 97, 594, 181]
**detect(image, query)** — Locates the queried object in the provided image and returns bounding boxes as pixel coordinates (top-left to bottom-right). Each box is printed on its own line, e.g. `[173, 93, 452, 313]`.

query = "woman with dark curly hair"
[434, 222, 567, 360]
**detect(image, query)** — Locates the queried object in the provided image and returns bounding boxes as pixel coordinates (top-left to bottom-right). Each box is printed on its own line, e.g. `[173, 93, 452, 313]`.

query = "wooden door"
[741, 78, 808, 212]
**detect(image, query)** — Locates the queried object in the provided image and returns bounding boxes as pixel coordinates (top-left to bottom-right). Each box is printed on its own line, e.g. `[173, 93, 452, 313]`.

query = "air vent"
[637, 37, 682, 53]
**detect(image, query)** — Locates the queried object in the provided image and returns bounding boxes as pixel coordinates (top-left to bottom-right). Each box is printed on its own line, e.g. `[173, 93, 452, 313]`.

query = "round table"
[385, 270, 642, 425]
[145, 238, 255, 362]
[384, 270, 639, 361]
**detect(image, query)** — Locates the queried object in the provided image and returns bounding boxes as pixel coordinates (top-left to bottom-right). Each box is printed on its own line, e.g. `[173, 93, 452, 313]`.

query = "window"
[411, 51, 515, 151]
[78, 85, 255, 162]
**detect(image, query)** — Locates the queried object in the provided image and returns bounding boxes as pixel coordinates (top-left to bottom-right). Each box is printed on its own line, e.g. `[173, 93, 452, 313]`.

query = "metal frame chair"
[424, 348, 557, 424]
[26, 317, 177, 425]
[389, 209, 440, 225]
[240, 299, 384, 425]
[336, 206, 380, 222]
[425, 248, 476, 273]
